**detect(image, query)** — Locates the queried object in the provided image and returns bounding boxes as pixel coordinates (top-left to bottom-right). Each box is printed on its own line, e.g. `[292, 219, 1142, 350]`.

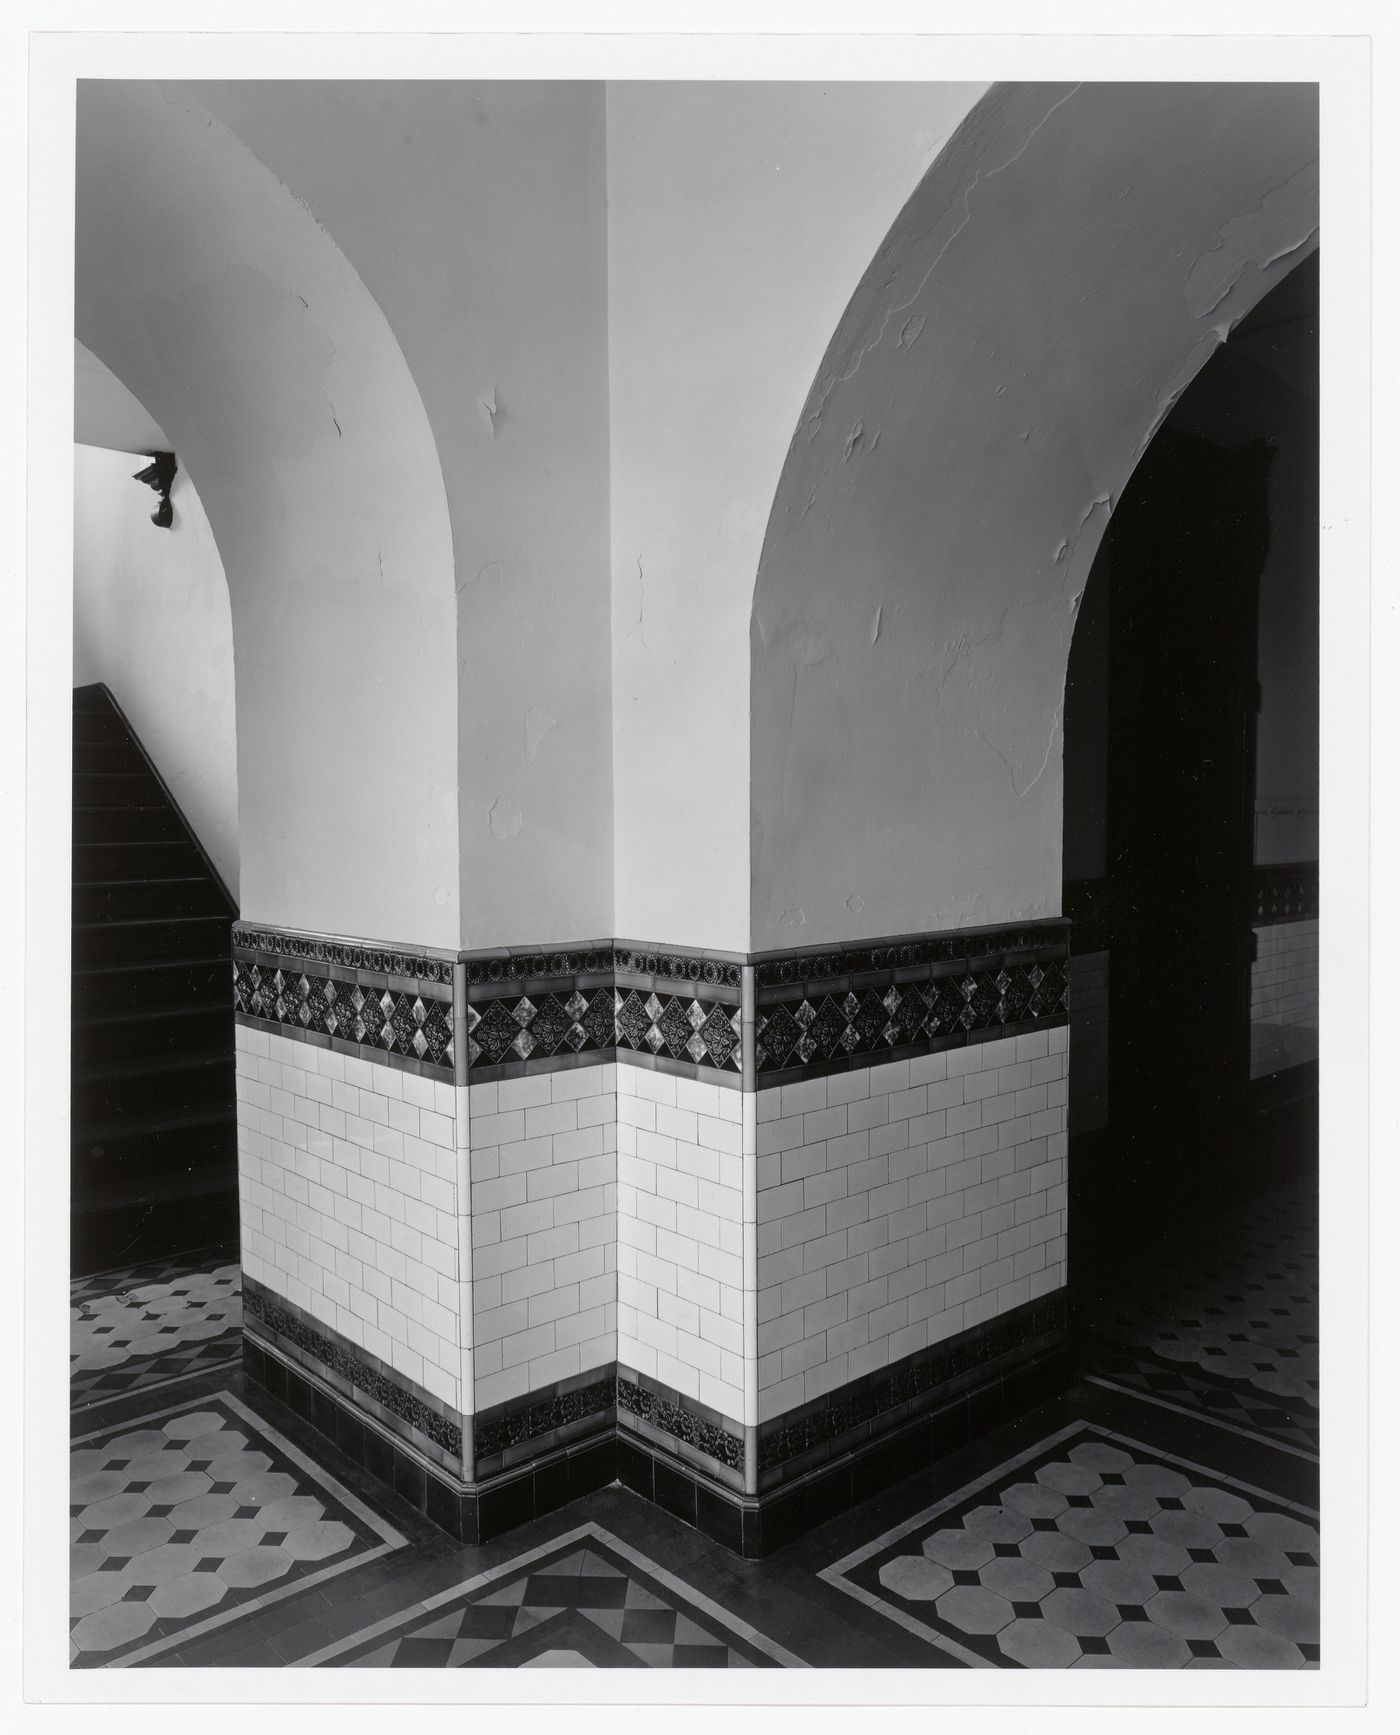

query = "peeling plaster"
[1183, 161, 1319, 319]
[477, 383, 498, 436]
[488, 798, 524, 839]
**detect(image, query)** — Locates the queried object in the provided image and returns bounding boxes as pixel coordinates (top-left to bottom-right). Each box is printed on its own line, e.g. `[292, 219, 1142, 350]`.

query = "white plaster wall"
[469, 1065, 618, 1412]
[191, 83, 615, 947]
[755, 1032, 1067, 1423]
[607, 82, 986, 952]
[73, 443, 240, 896]
[751, 81, 1319, 951]
[76, 82, 460, 950]
[236, 1028, 465, 1412]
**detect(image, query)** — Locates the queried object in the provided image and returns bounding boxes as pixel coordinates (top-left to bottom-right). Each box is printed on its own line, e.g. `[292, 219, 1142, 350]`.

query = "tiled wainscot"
[233, 922, 1073, 1556]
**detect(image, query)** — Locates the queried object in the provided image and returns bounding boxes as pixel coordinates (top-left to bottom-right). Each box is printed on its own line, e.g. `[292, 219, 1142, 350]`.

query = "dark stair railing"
[71, 684, 239, 1275]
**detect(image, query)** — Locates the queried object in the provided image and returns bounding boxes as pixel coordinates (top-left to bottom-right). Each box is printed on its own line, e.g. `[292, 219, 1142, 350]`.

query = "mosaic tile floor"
[69, 1391, 405, 1666]
[71, 1252, 242, 1411]
[68, 1147, 1318, 1674]
[1081, 1176, 1318, 1452]
[823, 1421, 1320, 1669]
[310, 1524, 803, 1669]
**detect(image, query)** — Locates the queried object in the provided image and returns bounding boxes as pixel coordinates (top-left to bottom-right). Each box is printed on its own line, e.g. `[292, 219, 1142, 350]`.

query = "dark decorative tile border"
[1253, 861, 1319, 925]
[474, 1368, 617, 1458]
[616, 1373, 745, 1472]
[466, 985, 616, 1069]
[463, 939, 744, 1081]
[757, 1289, 1067, 1476]
[754, 922, 1069, 1082]
[464, 942, 742, 991]
[232, 925, 456, 1081]
[613, 986, 742, 1073]
[472, 1364, 743, 1475]
[233, 924, 455, 986]
[232, 922, 1069, 1089]
[241, 1275, 464, 1462]
[751, 923, 1065, 987]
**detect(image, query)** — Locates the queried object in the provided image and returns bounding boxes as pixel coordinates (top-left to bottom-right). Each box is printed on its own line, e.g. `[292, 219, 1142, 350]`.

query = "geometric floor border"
[820, 1419, 1319, 1670]
[71, 1389, 407, 1669]
[297, 1522, 810, 1670]
[1083, 1375, 1319, 1465]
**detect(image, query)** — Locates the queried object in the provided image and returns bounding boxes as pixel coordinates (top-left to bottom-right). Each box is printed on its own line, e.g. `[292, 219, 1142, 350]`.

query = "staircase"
[71, 684, 239, 1275]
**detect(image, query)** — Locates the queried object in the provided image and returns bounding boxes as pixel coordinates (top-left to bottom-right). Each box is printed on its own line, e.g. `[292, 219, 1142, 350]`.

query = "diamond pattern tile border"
[69, 1390, 405, 1668]
[821, 1421, 1319, 1670]
[301, 1523, 806, 1669]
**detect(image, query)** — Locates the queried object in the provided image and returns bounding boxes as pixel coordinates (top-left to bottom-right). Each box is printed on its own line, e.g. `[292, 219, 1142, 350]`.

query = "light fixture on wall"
[133, 450, 177, 528]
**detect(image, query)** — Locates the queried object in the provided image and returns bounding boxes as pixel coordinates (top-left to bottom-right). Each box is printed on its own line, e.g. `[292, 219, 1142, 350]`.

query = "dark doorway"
[1064, 254, 1320, 1301]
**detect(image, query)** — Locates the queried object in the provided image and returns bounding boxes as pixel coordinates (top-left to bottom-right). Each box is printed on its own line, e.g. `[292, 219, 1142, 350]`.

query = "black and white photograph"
[12, 5, 1389, 1718]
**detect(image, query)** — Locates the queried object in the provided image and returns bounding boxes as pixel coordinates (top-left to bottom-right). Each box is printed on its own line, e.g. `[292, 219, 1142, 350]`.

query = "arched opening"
[75, 81, 460, 951]
[746, 81, 1320, 1477]
[750, 82, 1318, 951]
[72, 81, 461, 1269]
[1064, 252, 1319, 1323]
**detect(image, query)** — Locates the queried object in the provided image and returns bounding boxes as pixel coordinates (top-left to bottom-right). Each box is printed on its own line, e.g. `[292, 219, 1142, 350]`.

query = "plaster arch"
[749, 81, 1319, 953]
[76, 81, 460, 950]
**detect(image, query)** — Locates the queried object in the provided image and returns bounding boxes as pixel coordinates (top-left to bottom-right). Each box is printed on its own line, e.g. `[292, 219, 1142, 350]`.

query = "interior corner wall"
[191, 81, 615, 950]
[749, 81, 1319, 954]
[73, 443, 240, 896]
[605, 81, 986, 954]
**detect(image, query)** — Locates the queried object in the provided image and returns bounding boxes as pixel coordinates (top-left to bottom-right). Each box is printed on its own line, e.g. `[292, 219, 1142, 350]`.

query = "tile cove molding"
[232, 921, 1069, 1088]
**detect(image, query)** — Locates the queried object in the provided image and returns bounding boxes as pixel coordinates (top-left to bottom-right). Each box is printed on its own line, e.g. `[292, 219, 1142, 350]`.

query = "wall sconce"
[133, 451, 177, 528]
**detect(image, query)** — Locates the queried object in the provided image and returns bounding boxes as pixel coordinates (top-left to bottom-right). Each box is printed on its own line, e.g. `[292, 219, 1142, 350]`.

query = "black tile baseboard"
[243, 1321, 1069, 1558]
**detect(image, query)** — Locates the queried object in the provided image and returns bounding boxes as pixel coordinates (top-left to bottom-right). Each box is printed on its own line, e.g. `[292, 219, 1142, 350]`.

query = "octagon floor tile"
[71, 1601, 159, 1654]
[998, 1617, 1082, 1668]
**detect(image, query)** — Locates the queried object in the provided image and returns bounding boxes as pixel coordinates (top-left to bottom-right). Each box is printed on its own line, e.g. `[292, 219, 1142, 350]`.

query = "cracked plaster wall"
[76, 82, 460, 947]
[607, 81, 986, 952]
[750, 81, 1319, 952]
[190, 83, 614, 948]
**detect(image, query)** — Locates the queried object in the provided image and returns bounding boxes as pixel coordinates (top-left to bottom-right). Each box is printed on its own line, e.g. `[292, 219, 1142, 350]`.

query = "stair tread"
[75, 999, 232, 1020]
[81, 1047, 234, 1084]
[73, 913, 231, 932]
[73, 954, 231, 980]
[77, 876, 210, 890]
[73, 1102, 237, 1143]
